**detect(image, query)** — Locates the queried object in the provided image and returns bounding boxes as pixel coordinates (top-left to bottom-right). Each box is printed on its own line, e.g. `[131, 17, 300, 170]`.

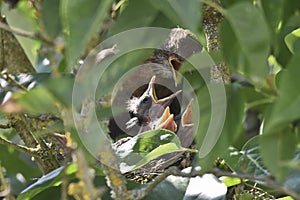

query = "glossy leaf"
[115, 129, 195, 172]
[285, 28, 300, 54]
[220, 2, 270, 84]
[17, 164, 76, 200]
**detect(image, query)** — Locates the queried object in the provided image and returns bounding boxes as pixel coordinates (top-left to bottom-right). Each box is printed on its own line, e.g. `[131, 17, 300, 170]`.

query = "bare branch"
[0, 136, 40, 157]
[211, 168, 300, 200]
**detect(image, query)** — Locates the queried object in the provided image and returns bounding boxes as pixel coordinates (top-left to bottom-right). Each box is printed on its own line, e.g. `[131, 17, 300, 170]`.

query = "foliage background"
[0, 0, 300, 199]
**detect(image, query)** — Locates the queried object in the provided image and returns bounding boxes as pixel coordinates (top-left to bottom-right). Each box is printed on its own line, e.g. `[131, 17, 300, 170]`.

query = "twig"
[211, 168, 300, 200]
[0, 21, 53, 45]
[130, 166, 200, 199]
[0, 124, 11, 129]
[0, 136, 40, 157]
[0, 73, 28, 91]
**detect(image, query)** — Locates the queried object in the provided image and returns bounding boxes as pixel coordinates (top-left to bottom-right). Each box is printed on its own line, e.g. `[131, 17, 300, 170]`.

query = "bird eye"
[141, 96, 151, 104]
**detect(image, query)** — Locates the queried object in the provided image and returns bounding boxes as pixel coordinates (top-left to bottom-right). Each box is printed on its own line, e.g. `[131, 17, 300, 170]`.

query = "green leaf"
[224, 137, 270, 177]
[221, 177, 241, 187]
[60, 0, 113, 72]
[149, 0, 201, 32]
[264, 52, 300, 133]
[285, 28, 300, 54]
[276, 197, 294, 200]
[131, 143, 193, 171]
[43, 75, 74, 108]
[17, 163, 76, 200]
[41, 0, 62, 39]
[1, 1, 40, 66]
[133, 129, 182, 152]
[113, 0, 159, 33]
[0, 130, 41, 180]
[220, 2, 270, 84]
[260, 129, 296, 182]
[16, 87, 59, 115]
[260, 0, 286, 33]
[115, 130, 195, 172]
[197, 84, 245, 172]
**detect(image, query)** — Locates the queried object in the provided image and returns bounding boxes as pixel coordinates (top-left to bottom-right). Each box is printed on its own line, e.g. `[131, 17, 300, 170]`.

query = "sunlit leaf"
[285, 28, 300, 54]
[17, 163, 76, 200]
[114, 129, 195, 173]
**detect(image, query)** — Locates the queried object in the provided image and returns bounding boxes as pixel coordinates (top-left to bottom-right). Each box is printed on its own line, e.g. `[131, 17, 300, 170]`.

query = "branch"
[0, 73, 28, 91]
[0, 21, 53, 45]
[211, 168, 300, 200]
[0, 124, 11, 129]
[130, 166, 200, 199]
[201, 0, 225, 16]
[0, 136, 40, 157]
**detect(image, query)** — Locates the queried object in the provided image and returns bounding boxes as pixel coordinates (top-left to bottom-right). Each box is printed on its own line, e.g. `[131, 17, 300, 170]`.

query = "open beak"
[177, 99, 194, 148]
[156, 106, 177, 132]
[168, 57, 182, 87]
[181, 98, 194, 126]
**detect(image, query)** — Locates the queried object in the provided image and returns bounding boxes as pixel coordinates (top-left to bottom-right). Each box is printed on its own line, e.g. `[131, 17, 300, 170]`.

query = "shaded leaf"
[224, 137, 270, 177]
[60, 0, 113, 71]
[260, 128, 296, 182]
[15, 87, 59, 115]
[197, 84, 245, 172]
[43, 75, 74, 108]
[149, 0, 201, 32]
[220, 2, 270, 83]
[41, 0, 62, 39]
[264, 52, 300, 133]
[0, 129, 41, 180]
[113, 0, 159, 33]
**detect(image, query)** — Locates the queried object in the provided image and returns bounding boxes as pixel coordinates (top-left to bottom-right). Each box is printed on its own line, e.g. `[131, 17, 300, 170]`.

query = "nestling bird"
[126, 76, 181, 133]
[109, 28, 202, 140]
